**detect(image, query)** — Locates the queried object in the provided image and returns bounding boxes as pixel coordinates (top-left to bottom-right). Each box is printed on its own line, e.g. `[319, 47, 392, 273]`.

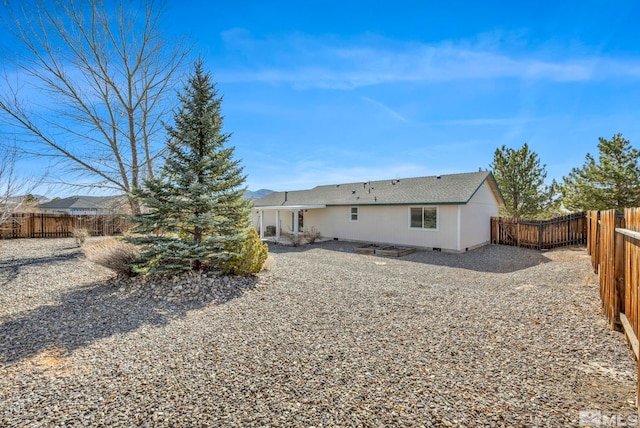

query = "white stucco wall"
[304, 204, 460, 250]
[459, 180, 500, 250]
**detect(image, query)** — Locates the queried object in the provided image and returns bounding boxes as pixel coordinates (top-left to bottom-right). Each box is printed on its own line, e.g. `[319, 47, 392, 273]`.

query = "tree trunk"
[128, 196, 141, 216]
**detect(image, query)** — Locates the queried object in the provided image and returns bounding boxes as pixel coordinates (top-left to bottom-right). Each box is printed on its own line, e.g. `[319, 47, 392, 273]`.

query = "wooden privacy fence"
[587, 210, 635, 333]
[0, 213, 129, 239]
[491, 212, 587, 250]
[588, 208, 640, 413]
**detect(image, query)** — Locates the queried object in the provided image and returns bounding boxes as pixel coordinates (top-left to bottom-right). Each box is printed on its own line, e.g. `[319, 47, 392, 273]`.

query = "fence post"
[13, 213, 18, 239]
[491, 217, 498, 244]
[538, 221, 542, 250]
[595, 211, 600, 273]
[615, 230, 625, 322]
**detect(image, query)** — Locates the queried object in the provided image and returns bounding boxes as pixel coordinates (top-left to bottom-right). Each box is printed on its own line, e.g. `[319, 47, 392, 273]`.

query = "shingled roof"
[39, 195, 127, 211]
[254, 171, 504, 207]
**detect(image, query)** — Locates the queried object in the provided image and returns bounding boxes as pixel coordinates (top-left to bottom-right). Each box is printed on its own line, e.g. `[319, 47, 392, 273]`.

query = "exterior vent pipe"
[284, 191, 288, 202]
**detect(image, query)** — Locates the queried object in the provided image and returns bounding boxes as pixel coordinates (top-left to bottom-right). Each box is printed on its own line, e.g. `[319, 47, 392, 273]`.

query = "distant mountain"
[245, 189, 273, 199]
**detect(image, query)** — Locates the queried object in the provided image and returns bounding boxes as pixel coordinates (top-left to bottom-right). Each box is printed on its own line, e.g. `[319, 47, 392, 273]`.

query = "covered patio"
[254, 205, 326, 240]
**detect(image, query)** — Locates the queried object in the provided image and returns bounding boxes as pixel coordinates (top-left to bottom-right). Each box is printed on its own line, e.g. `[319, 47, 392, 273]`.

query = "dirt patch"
[12, 348, 74, 377]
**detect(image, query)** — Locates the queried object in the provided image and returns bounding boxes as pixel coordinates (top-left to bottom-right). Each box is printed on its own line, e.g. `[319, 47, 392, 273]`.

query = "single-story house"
[252, 171, 505, 252]
[39, 195, 129, 215]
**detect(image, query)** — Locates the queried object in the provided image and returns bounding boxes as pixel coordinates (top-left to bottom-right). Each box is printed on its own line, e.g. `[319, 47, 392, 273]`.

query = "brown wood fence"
[587, 208, 640, 413]
[491, 212, 587, 250]
[0, 213, 129, 239]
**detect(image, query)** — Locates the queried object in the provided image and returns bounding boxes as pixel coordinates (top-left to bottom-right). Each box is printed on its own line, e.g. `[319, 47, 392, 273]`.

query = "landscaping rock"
[0, 238, 636, 426]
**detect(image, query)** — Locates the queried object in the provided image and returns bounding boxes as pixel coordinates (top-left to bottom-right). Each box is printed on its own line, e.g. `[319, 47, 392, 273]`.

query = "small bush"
[82, 237, 139, 277]
[221, 228, 268, 275]
[72, 228, 89, 246]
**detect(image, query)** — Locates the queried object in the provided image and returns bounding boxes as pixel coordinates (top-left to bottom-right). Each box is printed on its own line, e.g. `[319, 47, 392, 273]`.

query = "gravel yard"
[0, 238, 637, 427]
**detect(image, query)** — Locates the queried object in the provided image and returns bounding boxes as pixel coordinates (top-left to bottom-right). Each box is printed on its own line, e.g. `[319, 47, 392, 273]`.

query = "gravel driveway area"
[0, 238, 637, 427]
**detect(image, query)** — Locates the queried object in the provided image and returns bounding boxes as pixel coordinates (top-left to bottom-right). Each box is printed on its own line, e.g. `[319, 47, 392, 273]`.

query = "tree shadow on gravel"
[0, 275, 258, 367]
[267, 240, 553, 273]
[0, 248, 81, 286]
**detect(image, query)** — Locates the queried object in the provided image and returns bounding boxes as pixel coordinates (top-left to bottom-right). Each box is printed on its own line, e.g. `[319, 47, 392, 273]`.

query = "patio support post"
[276, 210, 281, 240]
[293, 209, 299, 237]
[259, 209, 264, 239]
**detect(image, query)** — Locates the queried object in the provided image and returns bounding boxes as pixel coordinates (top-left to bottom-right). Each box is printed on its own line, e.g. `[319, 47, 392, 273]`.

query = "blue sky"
[166, 0, 640, 192]
[6, 0, 640, 195]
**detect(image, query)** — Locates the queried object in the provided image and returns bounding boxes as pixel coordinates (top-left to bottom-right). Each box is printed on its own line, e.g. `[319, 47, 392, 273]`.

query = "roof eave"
[326, 201, 465, 206]
[463, 172, 506, 207]
[254, 204, 327, 210]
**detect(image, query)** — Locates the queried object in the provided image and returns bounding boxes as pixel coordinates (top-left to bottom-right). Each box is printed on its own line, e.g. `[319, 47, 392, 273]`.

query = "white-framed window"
[409, 206, 438, 230]
[350, 206, 359, 222]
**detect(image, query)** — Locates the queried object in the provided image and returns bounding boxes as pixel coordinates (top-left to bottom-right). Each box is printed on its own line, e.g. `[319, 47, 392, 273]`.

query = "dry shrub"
[262, 255, 275, 271]
[72, 228, 89, 246]
[281, 231, 301, 247]
[303, 226, 321, 244]
[289, 233, 301, 247]
[82, 237, 139, 277]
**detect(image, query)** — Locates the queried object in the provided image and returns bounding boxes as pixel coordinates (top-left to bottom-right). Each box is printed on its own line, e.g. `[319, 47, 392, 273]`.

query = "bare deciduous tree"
[0, 144, 38, 228]
[0, 0, 190, 214]
[0, 146, 20, 226]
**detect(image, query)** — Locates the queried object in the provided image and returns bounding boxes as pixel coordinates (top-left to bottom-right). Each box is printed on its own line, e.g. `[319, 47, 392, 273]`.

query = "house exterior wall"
[254, 205, 459, 249]
[459, 180, 500, 250]
[305, 204, 460, 250]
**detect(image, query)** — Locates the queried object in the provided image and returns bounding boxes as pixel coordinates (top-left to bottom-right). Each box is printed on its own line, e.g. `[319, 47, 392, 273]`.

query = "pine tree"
[562, 133, 640, 212]
[490, 143, 557, 218]
[128, 60, 252, 275]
